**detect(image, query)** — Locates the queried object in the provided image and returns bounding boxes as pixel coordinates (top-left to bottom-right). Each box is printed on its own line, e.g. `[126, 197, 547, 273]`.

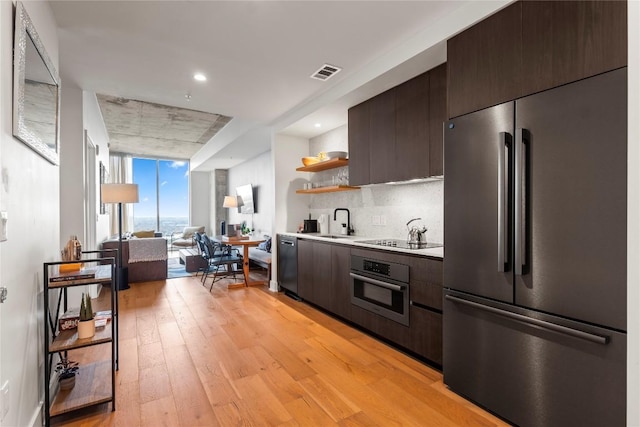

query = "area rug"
[167, 258, 194, 279]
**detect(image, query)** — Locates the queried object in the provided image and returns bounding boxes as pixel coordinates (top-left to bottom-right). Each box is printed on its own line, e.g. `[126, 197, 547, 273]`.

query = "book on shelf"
[50, 267, 97, 282]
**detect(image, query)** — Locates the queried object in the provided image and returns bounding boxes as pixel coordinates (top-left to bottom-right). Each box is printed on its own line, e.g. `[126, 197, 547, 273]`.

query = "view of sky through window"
[132, 157, 189, 235]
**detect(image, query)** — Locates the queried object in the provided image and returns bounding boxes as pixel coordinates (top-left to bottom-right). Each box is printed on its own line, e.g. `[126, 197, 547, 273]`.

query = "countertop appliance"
[443, 68, 627, 427]
[318, 214, 329, 235]
[277, 235, 298, 296]
[302, 219, 318, 233]
[357, 239, 442, 250]
[350, 255, 409, 326]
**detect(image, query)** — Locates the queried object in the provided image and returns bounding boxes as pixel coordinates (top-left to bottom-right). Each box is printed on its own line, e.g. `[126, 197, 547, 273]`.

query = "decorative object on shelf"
[77, 293, 95, 339]
[325, 151, 348, 159]
[302, 156, 320, 166]
[101, 183, 139, 290]
[55, 358, 79, 391]
[61, 235, 82, 262]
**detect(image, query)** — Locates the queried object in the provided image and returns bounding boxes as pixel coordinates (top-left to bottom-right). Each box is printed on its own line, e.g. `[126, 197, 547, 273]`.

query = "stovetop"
[356, 238, 442, 250]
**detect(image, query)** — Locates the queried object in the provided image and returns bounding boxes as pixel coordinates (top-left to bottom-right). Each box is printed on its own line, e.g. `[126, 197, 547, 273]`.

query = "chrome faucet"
[333, 208, 353, 235]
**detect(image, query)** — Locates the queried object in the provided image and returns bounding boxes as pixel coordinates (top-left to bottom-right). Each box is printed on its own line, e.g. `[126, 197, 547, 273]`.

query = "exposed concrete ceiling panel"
[97, 94, 231, 159]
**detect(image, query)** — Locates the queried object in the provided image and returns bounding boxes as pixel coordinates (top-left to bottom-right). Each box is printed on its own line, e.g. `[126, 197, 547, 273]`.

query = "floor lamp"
[101, 183, 139, 290]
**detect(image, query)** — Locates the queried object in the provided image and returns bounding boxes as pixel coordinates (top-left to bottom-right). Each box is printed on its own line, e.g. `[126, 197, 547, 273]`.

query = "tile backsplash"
[307, 179, 443, 243]
[305, 124, 443, 244]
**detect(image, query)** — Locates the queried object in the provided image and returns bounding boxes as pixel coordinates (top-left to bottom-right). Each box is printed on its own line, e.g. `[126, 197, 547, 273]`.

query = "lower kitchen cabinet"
[297, 239, 316, 301]
[297, 239, 351, 320]
[311, 242, 333, 310]
[330, 245, 352, 320]
[298, 240, 443, 366]
[408, 306, 442, 365]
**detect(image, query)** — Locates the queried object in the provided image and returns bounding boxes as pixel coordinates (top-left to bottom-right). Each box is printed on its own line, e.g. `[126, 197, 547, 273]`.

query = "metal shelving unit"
[43, 255, 117, 425]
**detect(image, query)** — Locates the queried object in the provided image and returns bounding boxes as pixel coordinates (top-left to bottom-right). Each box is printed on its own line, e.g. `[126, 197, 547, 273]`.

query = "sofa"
[102, 237, 168, 283]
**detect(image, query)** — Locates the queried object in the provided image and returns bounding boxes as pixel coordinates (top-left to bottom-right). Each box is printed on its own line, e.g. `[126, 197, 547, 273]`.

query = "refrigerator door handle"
[515, 128, 527, 275]
[445, 295, 609, 345]
[498, 132, 511, 272]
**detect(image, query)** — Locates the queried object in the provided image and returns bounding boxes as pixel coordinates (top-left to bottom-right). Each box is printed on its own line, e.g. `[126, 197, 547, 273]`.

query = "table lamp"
[101, 183, 139, 290]
[223, 196, 238, 236]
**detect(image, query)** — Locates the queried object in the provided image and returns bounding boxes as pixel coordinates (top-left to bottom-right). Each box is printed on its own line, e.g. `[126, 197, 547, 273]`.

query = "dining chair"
[201, 235, 244, 290]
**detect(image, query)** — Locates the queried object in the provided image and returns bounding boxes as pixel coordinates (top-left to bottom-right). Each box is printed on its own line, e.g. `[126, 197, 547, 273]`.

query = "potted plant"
[55, 358, 79, 391]
[77, 293, 95, 339]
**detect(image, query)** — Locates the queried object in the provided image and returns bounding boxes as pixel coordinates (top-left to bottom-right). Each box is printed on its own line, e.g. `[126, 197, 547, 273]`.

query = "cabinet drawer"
[409, 306, 442, 365]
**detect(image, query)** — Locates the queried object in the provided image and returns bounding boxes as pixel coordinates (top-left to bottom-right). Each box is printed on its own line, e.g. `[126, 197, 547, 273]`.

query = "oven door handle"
[349, 272, 405, 291]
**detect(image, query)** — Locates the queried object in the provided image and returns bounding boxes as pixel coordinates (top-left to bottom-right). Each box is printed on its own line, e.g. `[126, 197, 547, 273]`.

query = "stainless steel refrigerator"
[443, 68, 627, 427]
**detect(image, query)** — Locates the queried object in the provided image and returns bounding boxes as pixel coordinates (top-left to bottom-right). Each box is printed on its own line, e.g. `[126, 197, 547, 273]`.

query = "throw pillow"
[132, 230, 155, 238]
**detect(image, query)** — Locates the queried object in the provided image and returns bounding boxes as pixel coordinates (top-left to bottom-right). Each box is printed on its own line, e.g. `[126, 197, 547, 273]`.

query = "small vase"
[59, 375, 76, 391]
[77, 320, 95, 339]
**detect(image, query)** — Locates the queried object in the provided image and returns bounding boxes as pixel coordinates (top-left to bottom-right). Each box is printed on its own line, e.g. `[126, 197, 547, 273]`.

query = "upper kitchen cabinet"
[428, 63, 446, 177]
[447, 2, 523, 119]
[347, 98, 371, 186]
[348, 64, 446, 185]
[370, 88, 397, 184]
[395, 70, 429, 182]
[447, 0, 627, 119]
[521, 0, 627, 96]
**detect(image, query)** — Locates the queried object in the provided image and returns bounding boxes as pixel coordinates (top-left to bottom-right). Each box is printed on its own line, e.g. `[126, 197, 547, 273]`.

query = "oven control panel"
[363, 260, 390, 276]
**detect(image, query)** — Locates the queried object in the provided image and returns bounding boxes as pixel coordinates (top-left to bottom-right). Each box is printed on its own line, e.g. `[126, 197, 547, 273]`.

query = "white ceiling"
[50, 1, 506, 171]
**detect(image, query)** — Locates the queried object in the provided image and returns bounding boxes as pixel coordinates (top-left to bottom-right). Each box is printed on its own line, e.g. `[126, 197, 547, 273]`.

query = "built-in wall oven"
[350, 255, 410, 326]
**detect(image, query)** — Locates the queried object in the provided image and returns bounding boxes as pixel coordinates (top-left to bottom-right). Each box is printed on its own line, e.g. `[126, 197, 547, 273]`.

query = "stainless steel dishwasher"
[277, 235, 298, 296]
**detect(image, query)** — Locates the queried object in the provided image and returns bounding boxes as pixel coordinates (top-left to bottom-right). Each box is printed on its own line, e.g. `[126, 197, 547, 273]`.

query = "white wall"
[227, 150, 273, 238]
[82, 92, 111, 245]
[308, 125, 443, 242]
[272, 133, 310, 289]
[190, 171, 210, 233]
[0, 2, 60, 426]
[628, 1, 639, 424]
[59, 80, 84, 246]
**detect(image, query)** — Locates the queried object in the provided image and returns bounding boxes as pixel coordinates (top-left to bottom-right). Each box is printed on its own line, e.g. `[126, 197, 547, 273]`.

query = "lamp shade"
[101, 184, 139, 203]
[222, 195, 238, 208]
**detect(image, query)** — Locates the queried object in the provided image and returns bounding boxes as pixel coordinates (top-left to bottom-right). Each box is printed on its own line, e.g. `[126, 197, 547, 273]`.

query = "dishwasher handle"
[280, 239, 295, 247]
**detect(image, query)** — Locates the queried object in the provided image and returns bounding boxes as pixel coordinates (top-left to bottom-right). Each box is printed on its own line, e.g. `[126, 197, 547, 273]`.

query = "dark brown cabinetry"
[297, 239, 352, 321]
[447, 0, 627, 119]
[370, 88, 397, 184]
[521, 0, 627, 96]
[408, 258, 443, 365]
[297, 239, 315, 301]
[348, 64, 446, 184]
[428, 63, 446, 176]
[330, 245, 352, 320]
[395, 71, 429, 183]
[350, 247, 443, 365]
[347, 98, 371, 186]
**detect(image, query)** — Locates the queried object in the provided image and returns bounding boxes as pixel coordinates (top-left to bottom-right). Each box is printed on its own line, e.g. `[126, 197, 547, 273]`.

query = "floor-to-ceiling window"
[132, 157, 189, 236]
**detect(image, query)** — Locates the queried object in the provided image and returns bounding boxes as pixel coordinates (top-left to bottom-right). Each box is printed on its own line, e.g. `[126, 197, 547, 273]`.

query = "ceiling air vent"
[311, 64, 342, 81]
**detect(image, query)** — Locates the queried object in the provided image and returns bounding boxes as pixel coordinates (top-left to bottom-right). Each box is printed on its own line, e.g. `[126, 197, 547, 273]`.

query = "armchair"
[170, 226, 205, 250]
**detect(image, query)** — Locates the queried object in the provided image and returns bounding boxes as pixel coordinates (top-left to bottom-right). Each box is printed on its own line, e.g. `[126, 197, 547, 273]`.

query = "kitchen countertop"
[280, 232, 444, 259]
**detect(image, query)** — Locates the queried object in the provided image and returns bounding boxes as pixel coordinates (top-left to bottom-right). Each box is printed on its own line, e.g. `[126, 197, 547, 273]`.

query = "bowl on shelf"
[302, 156, 320, 166]
[325, 151, 348, 159]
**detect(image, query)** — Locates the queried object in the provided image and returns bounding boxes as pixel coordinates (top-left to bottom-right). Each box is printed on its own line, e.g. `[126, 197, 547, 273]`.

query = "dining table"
[212, 235, 266, 289]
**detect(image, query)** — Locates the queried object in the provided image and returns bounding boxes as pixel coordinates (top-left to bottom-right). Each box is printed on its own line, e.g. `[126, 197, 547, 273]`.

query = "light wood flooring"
[52, 271, 509, 426]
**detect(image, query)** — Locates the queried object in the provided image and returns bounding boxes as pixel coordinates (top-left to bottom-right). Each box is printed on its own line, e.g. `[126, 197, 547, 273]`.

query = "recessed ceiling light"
[193, 73, 207, 82]
[314, 123, 322, 128]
